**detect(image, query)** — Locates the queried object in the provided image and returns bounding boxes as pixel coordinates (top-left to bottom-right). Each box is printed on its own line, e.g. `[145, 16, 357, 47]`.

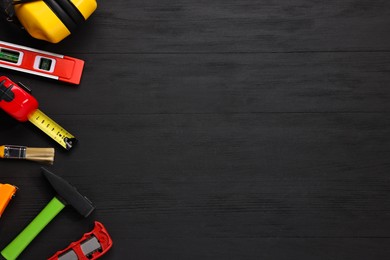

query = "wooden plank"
[1, 0, 390, 53]
[0, 52, 387, 115]
[17, 237, 390, 259]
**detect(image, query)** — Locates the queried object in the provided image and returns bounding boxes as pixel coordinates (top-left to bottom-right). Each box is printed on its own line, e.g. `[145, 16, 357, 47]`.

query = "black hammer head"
[42, 168, 95, 218]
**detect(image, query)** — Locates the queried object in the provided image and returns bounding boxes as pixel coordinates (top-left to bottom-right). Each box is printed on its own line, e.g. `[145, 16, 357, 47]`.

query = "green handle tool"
[0, 168, 94, 260]
[1, 198, 65, 260]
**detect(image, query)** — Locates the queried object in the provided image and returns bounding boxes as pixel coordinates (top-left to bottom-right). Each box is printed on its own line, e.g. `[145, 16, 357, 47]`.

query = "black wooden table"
[1, 1, 390, 259]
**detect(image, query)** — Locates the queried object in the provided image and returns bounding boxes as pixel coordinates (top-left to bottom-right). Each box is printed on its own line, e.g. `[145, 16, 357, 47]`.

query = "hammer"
[1, 168, 95, 260]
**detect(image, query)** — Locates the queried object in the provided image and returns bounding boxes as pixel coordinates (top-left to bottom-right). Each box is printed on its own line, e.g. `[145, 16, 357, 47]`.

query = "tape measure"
[28, 109, 76, 150]
[0, 40, 84, 85]
[0, 76, 77, 150]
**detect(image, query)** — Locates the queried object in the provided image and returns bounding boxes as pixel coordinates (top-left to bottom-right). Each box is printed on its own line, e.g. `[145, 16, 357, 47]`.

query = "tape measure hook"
[64, 137, 77, 150]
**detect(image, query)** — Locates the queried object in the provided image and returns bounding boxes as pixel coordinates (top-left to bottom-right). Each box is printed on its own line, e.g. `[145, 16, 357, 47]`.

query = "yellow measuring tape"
[28, 109, 77, 150]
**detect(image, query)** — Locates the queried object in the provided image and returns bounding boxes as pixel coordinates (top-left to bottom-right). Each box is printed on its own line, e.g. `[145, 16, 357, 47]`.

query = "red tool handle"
[48, 221, 113, 260]
[0, 76, 38, 122]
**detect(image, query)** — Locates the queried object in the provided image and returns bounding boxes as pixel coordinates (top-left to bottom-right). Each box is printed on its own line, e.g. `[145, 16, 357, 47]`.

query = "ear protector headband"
[3, 0, 97, 43]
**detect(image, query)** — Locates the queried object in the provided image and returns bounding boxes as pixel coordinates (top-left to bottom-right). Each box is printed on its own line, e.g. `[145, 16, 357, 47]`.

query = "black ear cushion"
[43, 0, 77, 33]
[55, 0, 85, 26]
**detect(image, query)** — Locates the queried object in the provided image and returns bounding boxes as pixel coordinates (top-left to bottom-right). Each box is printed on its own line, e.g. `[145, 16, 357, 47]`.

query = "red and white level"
[0, 40, 84, 85]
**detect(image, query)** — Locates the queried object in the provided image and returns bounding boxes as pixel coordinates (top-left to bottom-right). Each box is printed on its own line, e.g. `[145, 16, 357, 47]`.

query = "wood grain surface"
[0, 0, 390, 259]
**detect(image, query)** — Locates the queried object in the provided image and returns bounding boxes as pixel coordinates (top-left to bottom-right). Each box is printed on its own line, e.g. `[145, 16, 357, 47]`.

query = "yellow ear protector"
[4, 0, 97, 43]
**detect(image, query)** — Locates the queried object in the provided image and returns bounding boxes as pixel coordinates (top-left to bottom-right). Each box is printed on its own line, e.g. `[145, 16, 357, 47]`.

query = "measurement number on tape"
[28, 110, 77, 150]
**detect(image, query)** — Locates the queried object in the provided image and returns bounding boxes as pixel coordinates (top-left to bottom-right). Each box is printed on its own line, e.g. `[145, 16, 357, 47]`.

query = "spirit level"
[48, 222, 113, 260]
[0, 76, 77, 150]
[0, 40, 84, 84]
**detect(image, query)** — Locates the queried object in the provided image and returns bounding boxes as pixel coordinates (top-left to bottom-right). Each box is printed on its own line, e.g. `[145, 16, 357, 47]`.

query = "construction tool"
[0, 76, 77, 150]
[0, 184, 17, 217]
[48, 221, 113, 260]
[0, 40, 84, 84]
[0, 145, 55, 164]
[2, 0, 97, 43]
[0, 168, 95, 260]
